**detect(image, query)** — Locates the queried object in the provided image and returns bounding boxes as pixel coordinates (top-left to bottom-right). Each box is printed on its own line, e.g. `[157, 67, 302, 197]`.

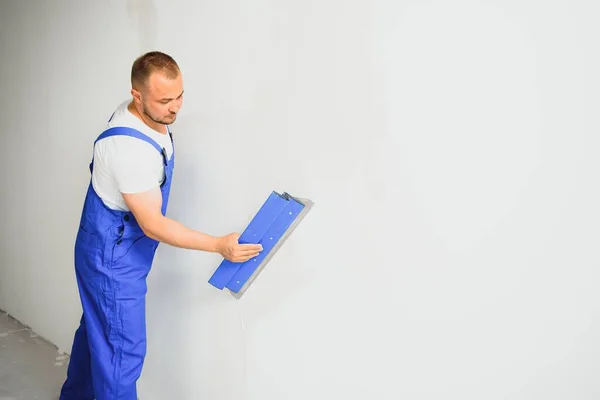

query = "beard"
[143, 104, 177, 125]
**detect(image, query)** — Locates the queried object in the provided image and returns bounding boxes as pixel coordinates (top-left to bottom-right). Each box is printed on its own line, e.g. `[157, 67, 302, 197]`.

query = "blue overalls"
[60, 124, 175, 400]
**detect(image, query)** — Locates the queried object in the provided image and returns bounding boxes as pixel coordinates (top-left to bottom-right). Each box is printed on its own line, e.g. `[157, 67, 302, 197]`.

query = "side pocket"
[74, 227, 102, 277]
[110, 234, 158, 268]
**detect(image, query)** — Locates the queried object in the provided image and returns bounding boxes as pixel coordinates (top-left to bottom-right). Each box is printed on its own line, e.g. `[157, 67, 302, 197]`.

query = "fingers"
[221, 234, 263, 262]
[235, 253, 259, 261]
[240, 243, 262, 251]
[235, 248, 261, 259]
[227, 244, 262, 263]
[229, 254, 258, 263]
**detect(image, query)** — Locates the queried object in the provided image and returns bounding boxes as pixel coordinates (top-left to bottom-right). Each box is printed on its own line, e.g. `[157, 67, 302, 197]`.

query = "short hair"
[131, 51, 180, 90]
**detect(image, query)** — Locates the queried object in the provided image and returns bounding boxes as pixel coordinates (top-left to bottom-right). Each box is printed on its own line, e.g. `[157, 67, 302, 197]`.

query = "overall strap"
[96, 126, 168, 166]
[95, 127, 164, 155]
[89, 127, 168, 173]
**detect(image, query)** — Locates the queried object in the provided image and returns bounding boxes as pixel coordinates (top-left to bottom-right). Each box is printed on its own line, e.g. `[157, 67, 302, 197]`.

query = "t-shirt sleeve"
[110, 137, 164, 194]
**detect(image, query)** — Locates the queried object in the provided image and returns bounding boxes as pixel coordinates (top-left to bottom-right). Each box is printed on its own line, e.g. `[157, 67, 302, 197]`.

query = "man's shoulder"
[95, 135, 159, 158]
[95, 101, 154, 148]
[94, 99, 170, 161]
[106, 100, 141, 130]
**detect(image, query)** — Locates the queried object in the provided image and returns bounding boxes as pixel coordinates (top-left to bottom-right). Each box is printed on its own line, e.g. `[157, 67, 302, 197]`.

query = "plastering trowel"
[208, 191, 314, 298]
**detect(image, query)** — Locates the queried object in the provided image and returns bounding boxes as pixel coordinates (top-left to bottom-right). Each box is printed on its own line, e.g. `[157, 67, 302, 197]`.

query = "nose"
[169, 100, 182, 114]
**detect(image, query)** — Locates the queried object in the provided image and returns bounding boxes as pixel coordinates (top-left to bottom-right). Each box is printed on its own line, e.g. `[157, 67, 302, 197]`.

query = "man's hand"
[216, 233, 263, 263]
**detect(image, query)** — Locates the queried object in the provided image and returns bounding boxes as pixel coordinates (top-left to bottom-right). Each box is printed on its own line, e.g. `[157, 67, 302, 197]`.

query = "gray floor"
[0, 310, 69, 400]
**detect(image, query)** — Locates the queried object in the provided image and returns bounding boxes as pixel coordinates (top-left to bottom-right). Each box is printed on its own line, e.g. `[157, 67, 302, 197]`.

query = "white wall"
[1, 0, 599, 399]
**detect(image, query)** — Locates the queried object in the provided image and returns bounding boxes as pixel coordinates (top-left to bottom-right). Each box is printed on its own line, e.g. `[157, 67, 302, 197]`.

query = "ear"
[131, 88, 142, 104]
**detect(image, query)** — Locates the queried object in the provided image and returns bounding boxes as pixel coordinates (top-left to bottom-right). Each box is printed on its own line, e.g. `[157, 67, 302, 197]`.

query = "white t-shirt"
[91, 99, 174, 211]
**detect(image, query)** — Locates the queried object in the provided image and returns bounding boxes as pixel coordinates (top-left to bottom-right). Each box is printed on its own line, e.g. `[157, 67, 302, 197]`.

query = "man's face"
[137, 71, 184, 125]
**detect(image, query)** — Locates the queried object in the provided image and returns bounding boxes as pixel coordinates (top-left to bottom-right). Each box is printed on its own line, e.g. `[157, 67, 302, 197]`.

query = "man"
[59, 51, 262, 400]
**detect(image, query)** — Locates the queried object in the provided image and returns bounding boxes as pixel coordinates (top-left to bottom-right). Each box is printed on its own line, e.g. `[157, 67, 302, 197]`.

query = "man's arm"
[122, 186, 262, 263]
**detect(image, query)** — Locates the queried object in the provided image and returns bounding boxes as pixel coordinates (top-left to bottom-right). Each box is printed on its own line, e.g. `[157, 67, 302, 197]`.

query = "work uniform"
[60, 101, 175, 400]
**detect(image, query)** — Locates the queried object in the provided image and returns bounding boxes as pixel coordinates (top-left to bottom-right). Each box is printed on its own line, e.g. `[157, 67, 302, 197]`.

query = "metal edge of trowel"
[229, 194, 315, 299]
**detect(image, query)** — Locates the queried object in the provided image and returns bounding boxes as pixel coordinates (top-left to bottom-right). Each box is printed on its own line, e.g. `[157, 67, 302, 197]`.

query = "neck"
[127, 101, 167, 134]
